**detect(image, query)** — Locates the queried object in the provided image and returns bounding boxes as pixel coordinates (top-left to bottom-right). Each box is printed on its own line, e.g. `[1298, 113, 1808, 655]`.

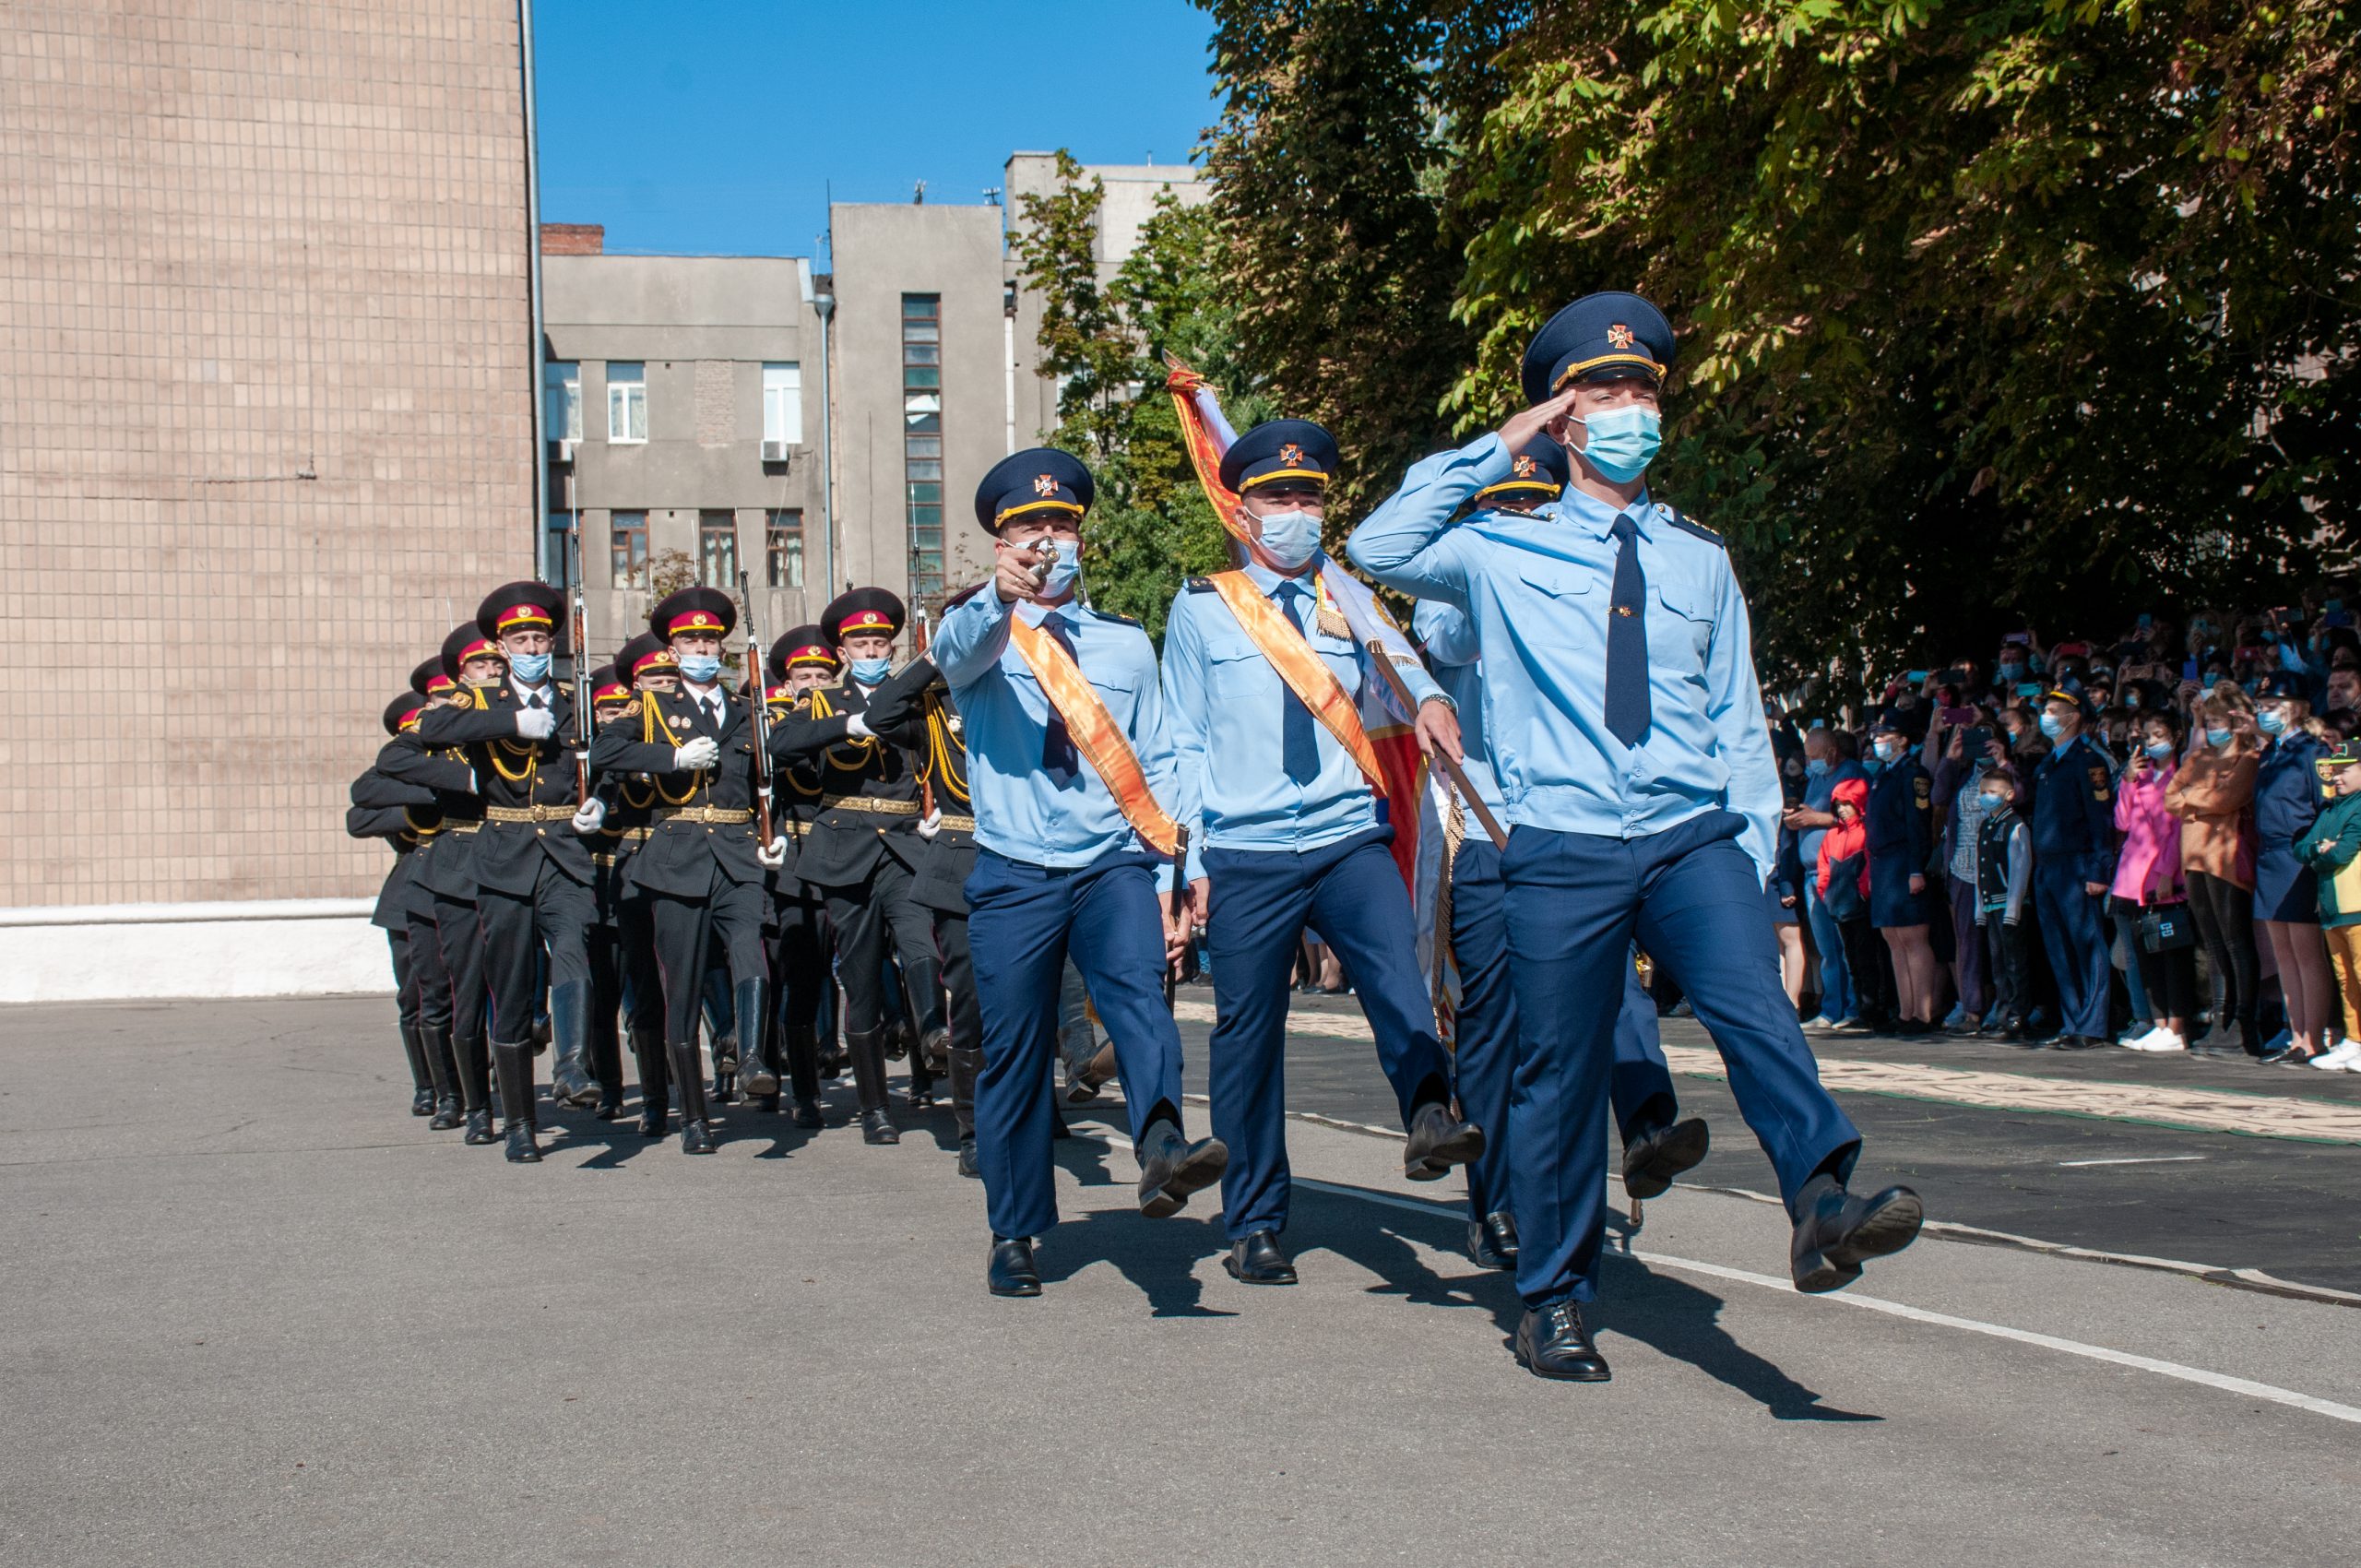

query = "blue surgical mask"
[1567, 404, 1662, 484]
[1998, 659, 2024, 681]
[2144, 741, 2175, 762]
[1872, 738, 1901, 762]
[2206, 727, 2233, 748]
[849, 657, 891, 685]
[678, 653, 722, 683]
[506, 651, 551, 685]
[2037, 711, 2065, 739]
[1040, 539, 1082, 598]
[2258, 707, 2288, 735]
[1805, 757, 1831, 778]
[1253, 510, 1323, 571]
[1978, 790, 2006, 811]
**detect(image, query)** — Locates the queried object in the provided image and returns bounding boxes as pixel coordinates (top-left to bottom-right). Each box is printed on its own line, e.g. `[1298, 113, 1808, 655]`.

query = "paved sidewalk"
[4, 997, 2358, 1566]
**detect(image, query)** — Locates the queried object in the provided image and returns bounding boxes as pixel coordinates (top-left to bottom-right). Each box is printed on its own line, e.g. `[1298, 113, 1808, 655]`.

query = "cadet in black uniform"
[608, 632, 682, 1134]
[587, 588, 775, 1156]
[765, 588, 940, 1146]
[579, 665, 635, 1120]
[759, 624, 841, 1128]
[414, 583, 601, 1164]
[348, 692, 445, 1117]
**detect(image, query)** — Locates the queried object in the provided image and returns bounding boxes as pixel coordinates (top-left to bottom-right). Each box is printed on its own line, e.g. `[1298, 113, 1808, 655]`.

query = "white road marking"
[2057, 1155, 2209, 1168]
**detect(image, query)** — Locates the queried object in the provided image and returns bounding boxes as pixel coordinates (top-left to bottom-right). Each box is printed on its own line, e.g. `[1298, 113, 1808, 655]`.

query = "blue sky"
[534, 0, 1219, 261]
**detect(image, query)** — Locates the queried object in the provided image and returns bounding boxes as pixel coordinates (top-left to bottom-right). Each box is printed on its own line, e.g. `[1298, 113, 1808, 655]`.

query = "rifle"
[568, 504, 591, 800]
[1165, 824, 1192, 1010]
[737, 571, 777, 848]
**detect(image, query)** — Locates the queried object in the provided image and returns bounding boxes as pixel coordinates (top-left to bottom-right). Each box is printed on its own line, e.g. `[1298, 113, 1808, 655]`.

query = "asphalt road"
[4, 994, 2358, 1567]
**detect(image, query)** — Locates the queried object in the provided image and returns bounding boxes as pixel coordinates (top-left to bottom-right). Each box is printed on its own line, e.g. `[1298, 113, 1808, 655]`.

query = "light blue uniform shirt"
[1348, 434, 1783, 882]
[931, 587, 1180, 871]
[1162, 553, 1445, 883]
[1411, 598, 1506, 819]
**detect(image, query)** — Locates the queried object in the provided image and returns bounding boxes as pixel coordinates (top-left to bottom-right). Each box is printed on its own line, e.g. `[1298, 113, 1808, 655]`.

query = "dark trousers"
[1450, 838, 1679, 1225]
[398, 912, 452, 1035]
[935, 909, 982, 1138]
[1983, 916, 2034, 1026]
[2119, 900, 2199, 1023]
[387, 929, 421, 1035]
[1503, 813, 1861, 1310]
[2106, 898, 2153, 1026]
[648, 868, 768, 1051]
[2035, 863, 2111, 1039]
[765, 894, 830, 1100]
[824, 856, 943, 1043]
[1837, 917, 1888, 1022]
[1204, 827, 1452, 1241]
[476, 859, 595, 1046]
[2187, 870, 2259, 1042]
[615, 882, 666, 1041]
[1946, 872, 1991, 1016]
[966, 847, 1187, 1241]
[430, 891, 491, 1113]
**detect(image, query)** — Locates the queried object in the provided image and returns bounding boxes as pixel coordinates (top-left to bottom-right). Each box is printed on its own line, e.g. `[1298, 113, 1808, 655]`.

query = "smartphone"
[2327, 612, 2355, 630]
[1960, 725, 1993, 759]
[1906, 669, 1929, 684]
[1809, 718, 1825, 730]
[1941, 706, 1977, 726]
[1938, 667, 1968, 687]
[2003, 631, 2033, 646]
[2017, 682, 2044, 698]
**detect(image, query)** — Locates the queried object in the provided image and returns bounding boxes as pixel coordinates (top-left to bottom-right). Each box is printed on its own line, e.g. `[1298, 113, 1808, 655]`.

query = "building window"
[766, 509, 804, 589]
[544, 360, 581, 443]
[607, 362, 647, 444]
[762, 362, 801, 447]
[903, 294, 944, 600]
[611, 512, 648, 588]
[699, 511, 739, 588]
[546, 514, 576, 590]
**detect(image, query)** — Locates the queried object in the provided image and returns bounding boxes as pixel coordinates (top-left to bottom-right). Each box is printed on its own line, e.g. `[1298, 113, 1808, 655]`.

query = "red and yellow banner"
[1008, 613, 1181, 859]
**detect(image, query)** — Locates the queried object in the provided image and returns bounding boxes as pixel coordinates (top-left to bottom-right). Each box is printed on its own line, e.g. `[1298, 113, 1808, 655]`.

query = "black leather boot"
[733, 978, 779, 1098]
[423, 1025, 462, 1130]
[883, 1017, 910, 1062]
[631, 1026, 670, 1138]
[920, 1027, 951, 1075]
[1403, 1099, 1484, 1181]
[492, 1042, 541, 1163]
[1622, 1115, 1711, 1200]
[588, 1007, 626, 1120]
[547, 980, 599, 1109]
[848, 1028, 899, 1144]
[907, 1056, 938, 1111]
[817, 1028, 846, 1080]
[670, 1039, 716, 1155]
[1468, 1211, 1520, 1271]
[457, 1032, 496, 1146]
[949, 1045, 983, 1177]
[1791, 1174, 1923, 1293]
[1135, 1119, 1228, 1218]
[399, 1024, 434, 1115]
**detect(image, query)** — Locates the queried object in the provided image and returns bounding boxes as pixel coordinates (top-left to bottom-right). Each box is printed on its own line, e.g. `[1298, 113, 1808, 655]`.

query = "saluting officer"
[931, 448, 1228, 1297]
[754, 624, 838, 1128]
[2029, 687, 2119, 1049]
[586, 588, 777, 1155]
[348, 691, 450, 1118]
[765, 589, 939, 1145]
[1161, 418, 1482, 1288]
[1412, 436, 1709, 1272]
[1351, 291, 1919, 1381]
[413, 583, 603, 1164]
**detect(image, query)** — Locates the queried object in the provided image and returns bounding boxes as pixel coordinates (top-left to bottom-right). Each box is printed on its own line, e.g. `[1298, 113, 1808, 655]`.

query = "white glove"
[571, 797, 606, 834]
[844, 711, 874, 740]
[757, 837, 788, 869]
[918, 808, 942, 840]
[514, 707, 557, 740]
[673, 737, 721, 771]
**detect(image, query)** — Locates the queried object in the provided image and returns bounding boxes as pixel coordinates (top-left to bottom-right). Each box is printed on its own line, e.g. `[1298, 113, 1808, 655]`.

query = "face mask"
[2257, 707, 2288, 735]
[2206, 727, 2233, 748]
[1998, 660, 2023, 681]
[1872, 739, 1900, 762]
[1253, 509, 1323, 570]
[1566, 404, 1662, 484]
[2037, 711, 2064, 740]
[678, 653, 722, 683]
[1978, 790, 2006, 811]
[1805, 757, 1831, 778]
[849, 658, 891, 685]
[1040, 538, 1082, 598]
[2144, 741, 2175, 762]
[506, 651, 551, 685]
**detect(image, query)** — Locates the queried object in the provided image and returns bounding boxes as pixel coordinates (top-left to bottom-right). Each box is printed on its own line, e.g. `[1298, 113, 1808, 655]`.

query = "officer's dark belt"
[485, 803, 580, 824]
[822, 794, 919, 816]
[654, 805, 753, 825]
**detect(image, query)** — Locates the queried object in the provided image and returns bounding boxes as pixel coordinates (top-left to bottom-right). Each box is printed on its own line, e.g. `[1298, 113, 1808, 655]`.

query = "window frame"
[761, 362, 802, 448]
[765, 508, 805, 590]
[606, 362, 647, 445]
[697, 511, 739, 589]
[610, 511, 649, 588]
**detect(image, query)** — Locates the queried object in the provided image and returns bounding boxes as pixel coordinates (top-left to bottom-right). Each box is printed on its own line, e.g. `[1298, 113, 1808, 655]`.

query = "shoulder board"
[619, 698, 642, 719]
[1655, 505, 1724, 547]
[942, 580, 988, 611]
[1090, 605, 1144, 629]
[1184, 576, 1217, 594]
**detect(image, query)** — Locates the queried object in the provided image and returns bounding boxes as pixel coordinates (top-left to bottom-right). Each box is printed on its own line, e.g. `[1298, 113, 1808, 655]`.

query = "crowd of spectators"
[1761, 602, 2361, 1072]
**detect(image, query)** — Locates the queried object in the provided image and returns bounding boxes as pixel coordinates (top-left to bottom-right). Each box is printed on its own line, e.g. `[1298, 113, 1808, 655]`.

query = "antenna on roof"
[912, 179, 926, 205]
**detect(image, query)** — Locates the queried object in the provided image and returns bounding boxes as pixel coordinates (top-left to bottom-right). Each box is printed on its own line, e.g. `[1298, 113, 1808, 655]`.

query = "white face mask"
[1039, 538, 1082, 597]
[1253, 509, 1323, 570]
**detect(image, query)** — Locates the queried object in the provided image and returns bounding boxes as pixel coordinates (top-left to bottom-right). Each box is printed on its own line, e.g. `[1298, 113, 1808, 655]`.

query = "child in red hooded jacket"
[1815, 777, 1880, 1034]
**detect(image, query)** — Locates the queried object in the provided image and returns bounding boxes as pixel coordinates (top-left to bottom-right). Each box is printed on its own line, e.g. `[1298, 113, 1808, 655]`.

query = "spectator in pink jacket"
[2114, 710, 2198, 1051]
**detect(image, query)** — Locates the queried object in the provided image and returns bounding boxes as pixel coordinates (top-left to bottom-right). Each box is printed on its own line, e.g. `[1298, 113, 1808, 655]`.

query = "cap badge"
[1608, 324, 1635, 349]
[1513, 456, 1536, 478]
[1278, 443, 1304, 466]
[1033, 473, 1059, 497]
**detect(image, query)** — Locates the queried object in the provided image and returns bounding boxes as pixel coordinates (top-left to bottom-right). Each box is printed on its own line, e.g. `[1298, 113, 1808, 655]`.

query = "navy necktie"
[1040, 612, 1079, 776]
[1604, 514, 1652, 747]
[1274, 580, 1319, 785]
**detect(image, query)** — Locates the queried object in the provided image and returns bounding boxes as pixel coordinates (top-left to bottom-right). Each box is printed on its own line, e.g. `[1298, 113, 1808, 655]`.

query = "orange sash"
[1007, 612, 1181, 858]
[1205, 570, 1386, 796]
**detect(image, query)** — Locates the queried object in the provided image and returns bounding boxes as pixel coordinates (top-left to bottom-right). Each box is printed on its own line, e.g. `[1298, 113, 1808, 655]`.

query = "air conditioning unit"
[760, 440, 789, 464]
[547, 437, 576, 463]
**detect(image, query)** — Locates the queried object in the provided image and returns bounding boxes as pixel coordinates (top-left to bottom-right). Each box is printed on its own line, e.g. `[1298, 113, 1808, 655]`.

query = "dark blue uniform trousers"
[1504, 812, 1860, 1309]
[2034, 861, 2111, 1039]
[966, 846, 1187, 1241]
[1450, 838, 1680, 1224]
[1204, 826, 1453, 1241]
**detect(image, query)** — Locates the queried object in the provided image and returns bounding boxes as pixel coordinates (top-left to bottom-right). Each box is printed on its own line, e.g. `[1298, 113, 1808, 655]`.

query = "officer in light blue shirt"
[931, 447, 1227, 1299]
[1350, 291, 1921, 1382]
[1163, 419, 1484, 1289]
[1410, 436, 1708, 1277]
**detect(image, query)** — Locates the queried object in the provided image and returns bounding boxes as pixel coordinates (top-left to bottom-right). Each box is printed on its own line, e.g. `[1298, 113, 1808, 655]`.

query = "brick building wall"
[0, 0, 534, 908]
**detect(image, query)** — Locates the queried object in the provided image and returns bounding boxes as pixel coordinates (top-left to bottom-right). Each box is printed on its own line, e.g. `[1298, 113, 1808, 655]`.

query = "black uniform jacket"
[347, 766, 442, 931]
[765, 673, 925, 891]
[375, 730, 486, 904]
[587, 683, 766, 896]
[761, 688, 831, 901]
[415, 682, 594, 896]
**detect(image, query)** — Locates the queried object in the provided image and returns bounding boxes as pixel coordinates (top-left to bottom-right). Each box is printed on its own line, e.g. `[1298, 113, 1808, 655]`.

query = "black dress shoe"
[1403, 1101, 1484, 1182]
[861, 1109, 900, 1146]
[1514, 1301, 1610, 1382]
[790, 1096, 825, 1128]
[1468, 1211, 1519, 1271]
[738, 1060, 780, 1099]
[592, 1095, 624, 1122]
[956, 1135, 980, 1179]
[503, 1123, 541, 1164]
[409, 1086, 436, 1117]
[679, 1119, 717, 1156]
[1064, 1040, 1117, 1103]
[638, 1103, 670, 1138]
[988, 1235, 1040, 1297]
[749, 1091, 780, 1114]
[1222, 1229, 1298, 1285]
[2051, 1034, 2104, 1051]
[1790, 1174, 1924, 1292]
[1135, 1121, 1228, 1218]
[463, 1110, 496, 1146]
[907, 1083, 940, 1111]
[1622, 1115, 1711, 1200]
[429, 1095, 462, 1131]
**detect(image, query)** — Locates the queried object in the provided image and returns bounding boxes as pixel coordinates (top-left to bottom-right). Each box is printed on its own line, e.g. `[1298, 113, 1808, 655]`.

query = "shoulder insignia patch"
[620, 699, 642, 719]
[1184, 576, 1218, 594]
[1092, 606, 1144, 629]
[1656, 505, 1725, 548]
